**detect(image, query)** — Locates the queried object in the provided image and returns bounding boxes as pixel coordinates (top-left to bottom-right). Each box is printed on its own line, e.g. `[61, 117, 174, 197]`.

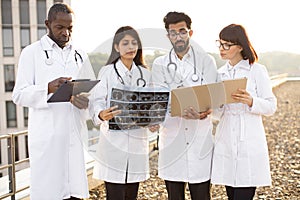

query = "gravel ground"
[89, 81, 300, 200]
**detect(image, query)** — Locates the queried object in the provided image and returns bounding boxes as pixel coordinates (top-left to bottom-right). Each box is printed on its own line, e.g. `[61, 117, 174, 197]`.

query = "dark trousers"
[63, 197, 81, 200]
[105, 181, 139, 200]
[165, 180, 211, 200]
[225, 186, 256, 200]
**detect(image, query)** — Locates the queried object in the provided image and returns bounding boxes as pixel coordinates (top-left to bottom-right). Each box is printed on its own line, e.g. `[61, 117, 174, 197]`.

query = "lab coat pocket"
[29, 108, 54, 148]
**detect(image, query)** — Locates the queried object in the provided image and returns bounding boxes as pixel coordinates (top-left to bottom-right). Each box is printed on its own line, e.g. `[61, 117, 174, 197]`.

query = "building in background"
[0, 0, 71, 177]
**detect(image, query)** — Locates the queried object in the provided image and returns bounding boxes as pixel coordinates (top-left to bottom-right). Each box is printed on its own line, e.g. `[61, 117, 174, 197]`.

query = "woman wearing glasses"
[211, 24, 277, 200]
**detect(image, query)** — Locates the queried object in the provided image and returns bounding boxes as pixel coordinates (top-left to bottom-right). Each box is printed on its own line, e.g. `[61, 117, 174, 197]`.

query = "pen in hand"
[48, 77, 72, 94]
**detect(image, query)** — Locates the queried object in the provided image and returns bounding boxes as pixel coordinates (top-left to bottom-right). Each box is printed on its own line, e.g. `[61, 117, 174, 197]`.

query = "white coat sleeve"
[12, 47, 49, 109]
[90, 66, 110, 125]
[249, 65, 277, 116]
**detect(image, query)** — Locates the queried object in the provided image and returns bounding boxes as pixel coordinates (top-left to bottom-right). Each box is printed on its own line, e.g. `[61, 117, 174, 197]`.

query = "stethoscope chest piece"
[45, 58, 53, 65]
[44, 50, 53, 65]
[191, 74, 199, 82]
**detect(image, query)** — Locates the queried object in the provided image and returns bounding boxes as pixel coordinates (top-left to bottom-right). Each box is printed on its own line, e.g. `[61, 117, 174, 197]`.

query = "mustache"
[175, 40, 185, 45]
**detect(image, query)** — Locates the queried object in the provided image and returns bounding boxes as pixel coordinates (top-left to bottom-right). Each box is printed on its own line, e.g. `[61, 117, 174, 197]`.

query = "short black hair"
[47, 2, 74, 22]
[163, 11, 192, 30]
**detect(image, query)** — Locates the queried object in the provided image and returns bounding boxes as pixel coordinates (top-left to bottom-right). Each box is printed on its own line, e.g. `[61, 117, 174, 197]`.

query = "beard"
[173, 39, 190, 53]
[48, 29, 70, 48]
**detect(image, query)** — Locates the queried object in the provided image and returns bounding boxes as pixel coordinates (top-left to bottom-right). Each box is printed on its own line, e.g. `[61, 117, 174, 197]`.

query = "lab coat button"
[185, 128, 188, 131]
[186, 142, 189, 145]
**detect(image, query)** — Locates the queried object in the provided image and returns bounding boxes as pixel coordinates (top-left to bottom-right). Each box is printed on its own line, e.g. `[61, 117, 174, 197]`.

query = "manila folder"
[171, 78, 247, 116]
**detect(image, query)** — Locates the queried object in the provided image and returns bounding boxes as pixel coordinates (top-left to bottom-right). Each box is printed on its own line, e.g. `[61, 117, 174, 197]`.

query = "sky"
[71, 0, 300, 55]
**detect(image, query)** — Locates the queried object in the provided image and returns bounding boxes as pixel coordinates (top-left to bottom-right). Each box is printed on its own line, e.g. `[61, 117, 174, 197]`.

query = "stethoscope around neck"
[166, 45, 201, 85]
[44, 49, 83, 65]
[113, 62, 146, 87]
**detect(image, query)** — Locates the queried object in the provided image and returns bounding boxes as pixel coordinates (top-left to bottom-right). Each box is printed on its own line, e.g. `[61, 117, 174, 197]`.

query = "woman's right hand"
[98, 105, 122, 121]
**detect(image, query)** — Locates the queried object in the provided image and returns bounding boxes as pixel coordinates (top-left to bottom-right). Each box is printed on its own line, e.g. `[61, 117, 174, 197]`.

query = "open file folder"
[171, 78, 247, 116]
[47, 80, 100, 103]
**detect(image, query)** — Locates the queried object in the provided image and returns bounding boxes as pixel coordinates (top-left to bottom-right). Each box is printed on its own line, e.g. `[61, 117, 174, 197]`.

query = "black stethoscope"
[44, 50, 83, 65]
[113, 62, 146, 87]
[165, 45, 203, 85]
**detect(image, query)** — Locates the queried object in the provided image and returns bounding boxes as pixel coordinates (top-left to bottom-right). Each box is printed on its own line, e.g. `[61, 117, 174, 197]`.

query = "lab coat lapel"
[218, 62, 231, 80]
[116, 60, 132, 86]
[234, 60, 251, 78]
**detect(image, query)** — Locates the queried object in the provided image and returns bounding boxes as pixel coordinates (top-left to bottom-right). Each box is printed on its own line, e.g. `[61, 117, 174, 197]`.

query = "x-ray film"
[109, 87, 169, 130]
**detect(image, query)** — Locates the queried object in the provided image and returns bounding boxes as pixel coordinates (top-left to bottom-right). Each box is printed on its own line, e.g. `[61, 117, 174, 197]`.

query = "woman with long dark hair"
[90, 26, 157, 200]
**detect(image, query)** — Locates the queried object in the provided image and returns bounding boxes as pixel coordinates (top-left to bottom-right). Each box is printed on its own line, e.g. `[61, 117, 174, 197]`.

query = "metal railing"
[0, 73, 290, 200]
[270, 73, 289, 87]
[0, 131, 29, 200]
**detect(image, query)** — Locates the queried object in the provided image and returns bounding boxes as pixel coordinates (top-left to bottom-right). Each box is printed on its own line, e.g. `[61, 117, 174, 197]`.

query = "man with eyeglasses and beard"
[151, 11, 217, 200]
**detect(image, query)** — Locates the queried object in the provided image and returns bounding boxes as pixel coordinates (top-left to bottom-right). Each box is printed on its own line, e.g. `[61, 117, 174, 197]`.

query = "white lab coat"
[211, 60, 277, 187]
[91, 59, 151, 183]
[12, 35, 92, 200]
[151, 46, 218, 183]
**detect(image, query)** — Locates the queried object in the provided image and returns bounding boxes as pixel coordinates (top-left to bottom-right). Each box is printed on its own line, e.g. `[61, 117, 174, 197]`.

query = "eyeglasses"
[168, 28, 190, 40]
[215, 40, 237, 50]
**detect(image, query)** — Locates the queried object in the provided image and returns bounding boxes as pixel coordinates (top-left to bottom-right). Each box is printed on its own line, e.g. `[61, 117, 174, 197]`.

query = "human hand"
[70, 93, 90, 109]
[148, 124, 160, 132]
[48, 77, 71, 94]
[232, 89, 253, 107]
[182, 107, 212, 120]
[99, 105, 122, 121]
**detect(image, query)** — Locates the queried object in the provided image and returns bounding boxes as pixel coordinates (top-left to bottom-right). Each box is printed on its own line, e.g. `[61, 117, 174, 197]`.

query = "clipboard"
[171, 78, 247, 116]
[47, 79, 100, 103]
